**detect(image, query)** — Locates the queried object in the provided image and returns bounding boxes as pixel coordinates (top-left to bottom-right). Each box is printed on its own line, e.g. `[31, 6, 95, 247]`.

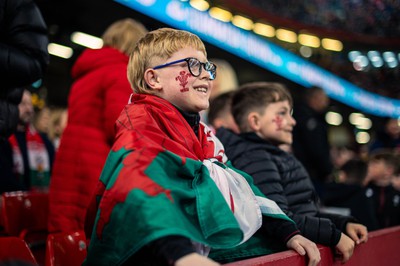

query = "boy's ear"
[213, 118, 225, 130]
[247, 112, 260, 131]
[337, 171, 346, 183]
[144, 69, 162, 90]
[386, 164, 395, 176]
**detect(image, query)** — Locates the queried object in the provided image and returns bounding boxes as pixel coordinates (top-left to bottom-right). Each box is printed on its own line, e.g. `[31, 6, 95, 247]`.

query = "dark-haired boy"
[217, 82, 368, 263]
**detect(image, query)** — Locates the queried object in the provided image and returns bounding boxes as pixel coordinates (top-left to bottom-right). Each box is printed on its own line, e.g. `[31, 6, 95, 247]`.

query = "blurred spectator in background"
[47, 107, 68, 150]
[201, 58, 238, 124]
[0, 89, 54, 193]
[330, 145, 357, 170]
[364, 150, 400, 229]
[322, 158, 379, 231]
[0, 0, 49, 139]
[292, 86, 333, 197]
[369, 118, 400, 153]
[33, 106, 50, 134]
[207, 90, 239, 134]
[209, 58, 238, 100]
[48, 18, 148, 233]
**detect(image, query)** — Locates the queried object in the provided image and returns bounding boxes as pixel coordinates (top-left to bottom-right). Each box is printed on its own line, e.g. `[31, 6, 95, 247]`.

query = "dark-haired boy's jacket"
[323, 182, 379, 231]
[217, 127, 356, 247]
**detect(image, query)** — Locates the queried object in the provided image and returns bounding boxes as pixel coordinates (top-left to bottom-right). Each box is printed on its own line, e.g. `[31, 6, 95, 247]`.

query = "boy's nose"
[199, 67, 213, 80]
[290, 116, 297, 125]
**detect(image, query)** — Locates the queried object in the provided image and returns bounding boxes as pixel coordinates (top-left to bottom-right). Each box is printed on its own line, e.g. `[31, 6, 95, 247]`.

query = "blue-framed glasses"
[153, 57, 217, 80]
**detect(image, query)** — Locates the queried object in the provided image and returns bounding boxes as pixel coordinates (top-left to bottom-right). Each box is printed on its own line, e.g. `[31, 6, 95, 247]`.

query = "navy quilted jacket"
[217, 127, 356, 247]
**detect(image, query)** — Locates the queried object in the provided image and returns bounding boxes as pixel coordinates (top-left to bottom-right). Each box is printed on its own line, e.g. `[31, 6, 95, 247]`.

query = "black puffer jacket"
[0, 0, 49, 138]
[217, 127, 356, 247]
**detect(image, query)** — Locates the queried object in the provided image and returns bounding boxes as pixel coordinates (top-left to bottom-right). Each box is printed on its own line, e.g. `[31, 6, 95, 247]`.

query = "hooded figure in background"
[0, 0, 49, 139]
[47, 18, 148, 233]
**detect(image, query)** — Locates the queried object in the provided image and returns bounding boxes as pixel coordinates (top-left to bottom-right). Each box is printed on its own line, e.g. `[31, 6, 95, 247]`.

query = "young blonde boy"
[84, 28, 320, 266]
[217, 82, 369, 263]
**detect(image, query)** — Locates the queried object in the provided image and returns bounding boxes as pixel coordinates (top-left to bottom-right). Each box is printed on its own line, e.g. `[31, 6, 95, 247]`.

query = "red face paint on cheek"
[175, 71, 192, 92]
[273, 116, 283, 130]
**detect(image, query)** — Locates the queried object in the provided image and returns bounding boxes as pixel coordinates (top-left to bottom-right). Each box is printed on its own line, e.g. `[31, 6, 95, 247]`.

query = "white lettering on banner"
[324, 79, 345, 97]
[300, 64, 325, 85]
[287, 61, 300, 75]
[136, 0, 156, 7]
[189, 12, 241, 48]
[354, 93, 394, 113]
[288, 62, 345, 97]
[247, 36, 283, 67]
[166, 1, 186, 21]
[188, 11, 283, 66]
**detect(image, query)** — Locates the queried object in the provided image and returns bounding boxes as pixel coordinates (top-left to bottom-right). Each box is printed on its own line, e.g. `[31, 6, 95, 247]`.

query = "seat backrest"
[1, 191, 49, 236]
[45, 231, 87, 266]
[0, 236, 38, 265]
[0, 196, 4, 233]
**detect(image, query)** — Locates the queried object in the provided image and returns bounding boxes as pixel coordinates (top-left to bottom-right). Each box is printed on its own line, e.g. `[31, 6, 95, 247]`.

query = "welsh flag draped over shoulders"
[84, 94, 292, 266]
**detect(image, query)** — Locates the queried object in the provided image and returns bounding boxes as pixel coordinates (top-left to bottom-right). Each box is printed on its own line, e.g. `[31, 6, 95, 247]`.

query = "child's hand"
[286, 234, 321, 266]
[174, 253, 220, 266]
[335, 233, 355, 263]
[346, 222, 368, 244]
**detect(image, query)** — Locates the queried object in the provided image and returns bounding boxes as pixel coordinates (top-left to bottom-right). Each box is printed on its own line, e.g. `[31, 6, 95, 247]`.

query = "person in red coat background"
[47, 18, 148, 233]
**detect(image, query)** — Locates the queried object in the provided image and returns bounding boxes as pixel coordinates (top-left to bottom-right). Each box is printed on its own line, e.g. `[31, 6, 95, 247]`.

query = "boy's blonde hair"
[102, 18, 148, 56]
[127, 28, 207, 94]
[232, 82, 293, 132]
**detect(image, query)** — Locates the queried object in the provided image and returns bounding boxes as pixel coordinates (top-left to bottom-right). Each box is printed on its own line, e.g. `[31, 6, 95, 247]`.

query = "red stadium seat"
[0, 236, 38, 265]
[0, 196, 4, 234]
[45, 230, 87, 266]
[1, 191, 49, 236]
[1, 191, 49, 265]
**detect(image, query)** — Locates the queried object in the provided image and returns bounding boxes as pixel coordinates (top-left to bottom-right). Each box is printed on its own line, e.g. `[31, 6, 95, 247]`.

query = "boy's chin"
[277, 140, 292, 146]
[193, 104, 209, 113]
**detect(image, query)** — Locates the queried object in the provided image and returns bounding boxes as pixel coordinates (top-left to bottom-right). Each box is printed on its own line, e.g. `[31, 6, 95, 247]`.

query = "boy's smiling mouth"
[194, 86, 208, 93]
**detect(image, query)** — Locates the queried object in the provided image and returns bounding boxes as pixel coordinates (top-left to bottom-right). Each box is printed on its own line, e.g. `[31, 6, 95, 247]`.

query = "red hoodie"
[48, 47, 132, 232]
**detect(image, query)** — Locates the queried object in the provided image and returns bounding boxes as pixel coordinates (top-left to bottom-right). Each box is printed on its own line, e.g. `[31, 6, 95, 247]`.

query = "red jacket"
[48, 47, 132, 232]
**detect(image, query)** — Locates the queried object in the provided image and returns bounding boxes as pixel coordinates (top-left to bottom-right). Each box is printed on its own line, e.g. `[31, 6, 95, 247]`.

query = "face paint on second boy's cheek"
[175, 71, 192, 92]
[272, 116, 283, 130]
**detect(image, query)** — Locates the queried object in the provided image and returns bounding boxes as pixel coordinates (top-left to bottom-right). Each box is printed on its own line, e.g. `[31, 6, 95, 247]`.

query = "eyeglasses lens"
[186, 58, 216, 80]
[188, 58, 201, 76]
